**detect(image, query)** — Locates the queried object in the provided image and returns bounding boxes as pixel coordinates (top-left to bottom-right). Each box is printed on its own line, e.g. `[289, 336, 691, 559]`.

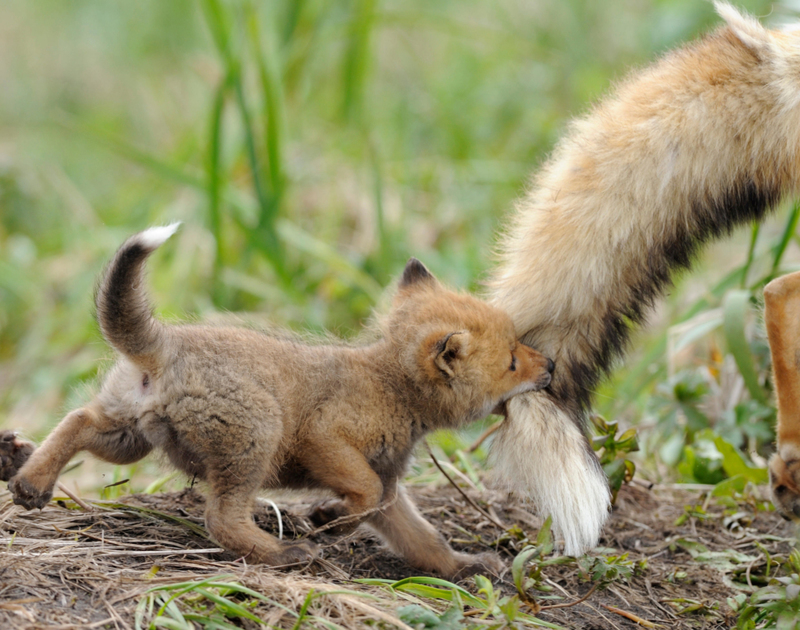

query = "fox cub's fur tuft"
[489, 2, 800, 555]
[1, 226, 553, 578]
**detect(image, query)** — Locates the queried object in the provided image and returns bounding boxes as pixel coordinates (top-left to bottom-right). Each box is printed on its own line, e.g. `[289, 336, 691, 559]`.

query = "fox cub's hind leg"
[205, 464, 318, 565]
[8, 403, 152, 510]
[368, 481, 503, 579]
[764, 272, 800, 520]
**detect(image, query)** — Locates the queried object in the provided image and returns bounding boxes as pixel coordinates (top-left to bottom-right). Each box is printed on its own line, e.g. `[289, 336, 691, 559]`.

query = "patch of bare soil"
[0, 481, 796, 629]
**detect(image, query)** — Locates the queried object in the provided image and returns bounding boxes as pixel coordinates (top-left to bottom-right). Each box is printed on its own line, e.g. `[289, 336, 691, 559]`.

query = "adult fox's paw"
[769, 452, 800, 521]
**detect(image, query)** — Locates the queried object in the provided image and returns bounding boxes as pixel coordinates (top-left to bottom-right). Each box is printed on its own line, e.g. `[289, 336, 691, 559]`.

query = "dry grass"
[1, 479, 796, 629]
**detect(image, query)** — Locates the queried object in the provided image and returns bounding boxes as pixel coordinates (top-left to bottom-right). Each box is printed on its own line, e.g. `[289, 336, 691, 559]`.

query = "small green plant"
[732, 549, 800, 629]
[397, 602, 465, 630]
[590, 415, 638, 502]
[509, 517, 577, 594]
[358, 574, 567, 629]
[578, 552, 644, 586]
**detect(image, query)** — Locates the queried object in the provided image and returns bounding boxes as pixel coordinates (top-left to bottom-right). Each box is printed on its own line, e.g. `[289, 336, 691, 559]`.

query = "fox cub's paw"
[450, 551, 505, 580]
[0, 430, 35, 482]
[8, 474, 53, 510]
[309, 499, 360, 535]
[769, 453, 800, 521]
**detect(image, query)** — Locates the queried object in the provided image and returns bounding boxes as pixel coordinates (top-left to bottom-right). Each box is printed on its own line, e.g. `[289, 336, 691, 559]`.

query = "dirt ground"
[0, 480, 797, 629]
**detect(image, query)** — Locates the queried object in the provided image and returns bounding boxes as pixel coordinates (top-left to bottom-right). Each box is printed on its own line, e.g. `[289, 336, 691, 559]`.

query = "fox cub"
[0, 224, 553, 578]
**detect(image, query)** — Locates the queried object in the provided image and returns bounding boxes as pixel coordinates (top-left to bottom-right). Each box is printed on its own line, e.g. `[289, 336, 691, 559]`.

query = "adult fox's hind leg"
[764, 272, 800, 520]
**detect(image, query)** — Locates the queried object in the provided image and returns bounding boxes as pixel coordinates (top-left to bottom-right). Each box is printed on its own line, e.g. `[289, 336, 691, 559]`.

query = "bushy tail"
[95, 223, 180, 369]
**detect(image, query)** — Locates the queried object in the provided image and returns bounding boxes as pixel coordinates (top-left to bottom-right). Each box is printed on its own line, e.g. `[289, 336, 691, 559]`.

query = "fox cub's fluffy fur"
[0, 224, 553, 578]
[489, 3, 800, 554]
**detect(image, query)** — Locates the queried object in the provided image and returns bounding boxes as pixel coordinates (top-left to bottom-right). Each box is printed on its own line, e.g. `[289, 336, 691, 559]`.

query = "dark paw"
[276, 539, 319, 565]
[309, 499, 346, 526]
[8, 475, 53, 510]
[769, 454, 800, 522]
[0, 431, 35, 482]
[451, 551, 505, 580]
[309, 499, 358, 535]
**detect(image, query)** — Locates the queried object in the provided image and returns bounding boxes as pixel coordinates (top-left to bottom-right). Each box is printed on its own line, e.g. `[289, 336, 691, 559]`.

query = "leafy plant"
[578, 552, 644, 586]
[590, 415, 638, 502]
[731, 549, 800, 629]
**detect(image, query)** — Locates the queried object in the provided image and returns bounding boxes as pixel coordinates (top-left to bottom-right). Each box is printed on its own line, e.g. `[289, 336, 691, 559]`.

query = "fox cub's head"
[385, 259, 554, 423]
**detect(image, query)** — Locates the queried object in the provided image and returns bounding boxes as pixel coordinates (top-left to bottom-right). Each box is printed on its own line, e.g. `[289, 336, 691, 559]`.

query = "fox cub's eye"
[509, 355, 517, 371]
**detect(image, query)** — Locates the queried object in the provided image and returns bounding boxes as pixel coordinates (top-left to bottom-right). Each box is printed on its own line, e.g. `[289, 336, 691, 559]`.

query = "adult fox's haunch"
[489, 3, 800, 554]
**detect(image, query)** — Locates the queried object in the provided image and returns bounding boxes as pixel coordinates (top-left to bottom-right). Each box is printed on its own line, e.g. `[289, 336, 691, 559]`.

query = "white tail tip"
[137, 222, 182, 250]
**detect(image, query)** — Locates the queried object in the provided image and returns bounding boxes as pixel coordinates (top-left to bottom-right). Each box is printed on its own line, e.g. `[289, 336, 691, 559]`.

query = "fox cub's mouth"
[534, 371, 552, 390]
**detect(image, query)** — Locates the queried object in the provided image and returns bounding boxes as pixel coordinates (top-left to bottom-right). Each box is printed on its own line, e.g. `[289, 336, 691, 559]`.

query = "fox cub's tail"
[95, 223, 180, 369]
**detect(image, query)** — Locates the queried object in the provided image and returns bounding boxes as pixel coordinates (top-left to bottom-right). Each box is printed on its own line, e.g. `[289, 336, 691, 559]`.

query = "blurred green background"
[1, 0, 794, 495]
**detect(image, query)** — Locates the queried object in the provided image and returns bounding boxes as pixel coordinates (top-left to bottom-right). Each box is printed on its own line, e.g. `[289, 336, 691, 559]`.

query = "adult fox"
[488, 2, 800, 553]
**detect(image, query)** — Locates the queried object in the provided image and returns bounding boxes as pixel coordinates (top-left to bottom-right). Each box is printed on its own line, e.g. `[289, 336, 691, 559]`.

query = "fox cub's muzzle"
[517, 343, 554, 391]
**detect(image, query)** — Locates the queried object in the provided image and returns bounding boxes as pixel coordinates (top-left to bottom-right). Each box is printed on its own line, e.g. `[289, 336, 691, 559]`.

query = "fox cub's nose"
[546, 358, 555, 374]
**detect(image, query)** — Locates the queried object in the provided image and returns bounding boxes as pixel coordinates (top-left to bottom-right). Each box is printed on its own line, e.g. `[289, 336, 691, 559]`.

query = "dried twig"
[540, 582, 598, 610]
[307, 492, 399, 535]
[601, 604, 660, 628]
[56, 482, 92, 511]
[466, 420, 502, 453]
[425, 442, 506, 529]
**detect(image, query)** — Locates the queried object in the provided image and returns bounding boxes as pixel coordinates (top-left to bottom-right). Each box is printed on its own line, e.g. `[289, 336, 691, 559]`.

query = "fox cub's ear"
[431, 331, 470, 380]
[400, 258, 439, 289]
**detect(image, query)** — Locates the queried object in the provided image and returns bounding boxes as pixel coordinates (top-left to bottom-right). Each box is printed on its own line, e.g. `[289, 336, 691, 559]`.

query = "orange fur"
[764, 272, 800, 520]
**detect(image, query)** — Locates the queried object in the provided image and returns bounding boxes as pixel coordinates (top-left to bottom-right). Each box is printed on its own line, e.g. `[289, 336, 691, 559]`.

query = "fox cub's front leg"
[368, 482, 503, 579]
[303, 440, 384, 535]
[764, 272, 800, 521]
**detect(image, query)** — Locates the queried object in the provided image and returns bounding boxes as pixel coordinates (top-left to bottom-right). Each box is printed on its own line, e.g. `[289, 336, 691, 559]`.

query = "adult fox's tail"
[489, 2, 800, 555]
[95, 223, 180, 370]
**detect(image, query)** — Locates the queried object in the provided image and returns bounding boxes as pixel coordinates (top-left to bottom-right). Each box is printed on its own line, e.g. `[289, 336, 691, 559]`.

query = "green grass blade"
[770, 199, 800, 278]
[741, 221, 760, 288]
[207, 70, 233, 291]
[195, 587, 266, 624]
[722, 290, 767, 404]
[201, 0, 285, 279]
[342, 0, 376, 122]
[182, 613, 244, 630]
[291, 589, 317, 630]
[385, 576, 484, 607]
[54, 115, 204, 189]
[369, 140, 391, 281]
[247, 4, 285, 204]
[277, 219, 382, 301]
[512, 546, 540, 596]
